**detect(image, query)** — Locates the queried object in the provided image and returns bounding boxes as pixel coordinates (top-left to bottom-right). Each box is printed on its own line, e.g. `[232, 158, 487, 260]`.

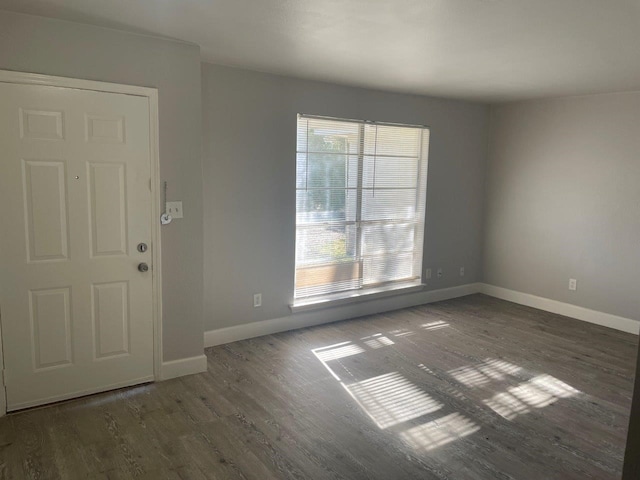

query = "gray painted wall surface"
[484, 92, 640, 320]
[202, 63, 488, 331]
[0, 11, 204, 361]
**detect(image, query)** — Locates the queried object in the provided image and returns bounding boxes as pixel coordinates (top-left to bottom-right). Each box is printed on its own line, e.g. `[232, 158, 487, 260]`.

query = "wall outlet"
[568, 278, 577, 291]
[166, 201, 183, 219]
[253, 293, 262, 308]
[425, 268, 432, 280]
[437, 268, 443, 278]
[459, 267, 465, 277]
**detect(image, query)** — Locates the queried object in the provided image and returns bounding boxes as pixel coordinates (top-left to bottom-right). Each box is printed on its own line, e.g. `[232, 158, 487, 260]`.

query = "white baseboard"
[480, 283, 640, 335]
[204, 282, 639, 348]
[423, 282, 482, 303]
[160, 354, 207, 380]
[205, 283, 482, 347]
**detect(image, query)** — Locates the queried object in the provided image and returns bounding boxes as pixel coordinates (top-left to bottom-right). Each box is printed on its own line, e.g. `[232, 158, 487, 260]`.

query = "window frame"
[293, 114, 430, 307]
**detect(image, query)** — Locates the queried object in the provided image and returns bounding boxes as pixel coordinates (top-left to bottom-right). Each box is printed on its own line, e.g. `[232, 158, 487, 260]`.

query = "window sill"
[290, 281, 426, 313]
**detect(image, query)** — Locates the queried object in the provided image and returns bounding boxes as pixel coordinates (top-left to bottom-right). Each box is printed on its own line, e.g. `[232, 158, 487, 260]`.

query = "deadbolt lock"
[137, 243, 148, 253]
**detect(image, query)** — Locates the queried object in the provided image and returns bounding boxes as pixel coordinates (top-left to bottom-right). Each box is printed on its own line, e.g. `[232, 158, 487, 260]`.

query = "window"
[295, 114, 430, 304]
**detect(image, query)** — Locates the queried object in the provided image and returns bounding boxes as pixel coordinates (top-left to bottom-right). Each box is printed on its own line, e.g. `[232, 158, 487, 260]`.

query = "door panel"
[0, 82, 154, 410]
[19, 109, 65, 141]
[88, 162, 128, 257]
[92, 281, 130, 359]
[22, 160, 70, 262]
[29, 287, 73, 369]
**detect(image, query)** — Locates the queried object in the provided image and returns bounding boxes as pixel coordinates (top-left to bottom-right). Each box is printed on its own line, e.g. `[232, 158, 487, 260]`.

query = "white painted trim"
[205, 283, 482, 347]
[0, 70, 163, 415]
[421, 282, 482, 302]
[160, 355, 208, 380]
[291, 282, 425, 313]
[480, 283, 640, 335]
[147, 89, 164, 382]
[0, 69, 159, 98]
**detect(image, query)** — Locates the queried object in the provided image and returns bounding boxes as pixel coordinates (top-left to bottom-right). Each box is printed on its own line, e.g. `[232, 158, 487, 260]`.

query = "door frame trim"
[0, 70, 163, 416]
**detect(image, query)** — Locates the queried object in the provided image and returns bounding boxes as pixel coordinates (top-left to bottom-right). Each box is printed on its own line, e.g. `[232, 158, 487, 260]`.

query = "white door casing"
[0, 71, 162, 412]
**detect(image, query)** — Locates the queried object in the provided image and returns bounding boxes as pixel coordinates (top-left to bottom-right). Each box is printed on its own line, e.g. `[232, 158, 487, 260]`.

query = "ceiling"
[2, 0, 640, 102]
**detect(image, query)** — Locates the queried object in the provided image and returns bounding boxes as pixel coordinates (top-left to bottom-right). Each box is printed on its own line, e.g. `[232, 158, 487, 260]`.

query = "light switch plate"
[166, 201, 183, 219]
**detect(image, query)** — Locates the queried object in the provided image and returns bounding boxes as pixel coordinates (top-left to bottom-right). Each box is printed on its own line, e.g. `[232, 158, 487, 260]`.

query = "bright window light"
[294, 115, 430, 303]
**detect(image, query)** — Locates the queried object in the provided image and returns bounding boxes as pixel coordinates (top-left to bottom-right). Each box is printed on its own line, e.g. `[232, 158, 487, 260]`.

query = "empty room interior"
[1, 1, 640, 479]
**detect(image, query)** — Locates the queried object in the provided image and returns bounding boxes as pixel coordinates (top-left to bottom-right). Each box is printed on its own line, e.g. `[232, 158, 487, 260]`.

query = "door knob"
[138, 262, 149, 272]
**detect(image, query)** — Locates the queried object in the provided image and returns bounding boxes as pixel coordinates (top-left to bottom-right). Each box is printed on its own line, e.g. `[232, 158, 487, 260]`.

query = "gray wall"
[0, 11, 204, 361]
[202, 63, 489, 331]
[484, 92, 640, 320]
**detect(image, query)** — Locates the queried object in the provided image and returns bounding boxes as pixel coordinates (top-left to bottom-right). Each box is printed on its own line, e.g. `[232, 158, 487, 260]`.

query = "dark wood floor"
[0, 294, 637, 479]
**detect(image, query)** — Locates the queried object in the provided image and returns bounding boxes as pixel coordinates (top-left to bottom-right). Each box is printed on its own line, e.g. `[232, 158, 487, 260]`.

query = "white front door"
[0, 82, 155, 411]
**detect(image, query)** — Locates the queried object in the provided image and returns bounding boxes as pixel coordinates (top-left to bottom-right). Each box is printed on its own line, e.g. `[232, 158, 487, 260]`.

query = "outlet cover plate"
[166, 201, 183, 219]
[253, 293, 262, 308]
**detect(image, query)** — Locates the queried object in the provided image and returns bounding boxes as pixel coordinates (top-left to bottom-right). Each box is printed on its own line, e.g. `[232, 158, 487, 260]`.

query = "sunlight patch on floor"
[361, 333, 395, 349]
[400, 413, 480, 451]
[311, 341, 366, 380]
[388, 328, 416, 337]
[449, 358, 522, 388]
[484, 391, 530, 420]
[417, 363, 436, 375]
[484, 374, 580, 420]
[421, 320, 449, 331]
[310, 317, 590, 455]
[343, 372, 443, 429]
[312, 342, 365, 363]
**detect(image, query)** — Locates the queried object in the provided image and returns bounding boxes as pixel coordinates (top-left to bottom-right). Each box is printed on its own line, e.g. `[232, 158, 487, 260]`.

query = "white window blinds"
[295, 114, 430, 302]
